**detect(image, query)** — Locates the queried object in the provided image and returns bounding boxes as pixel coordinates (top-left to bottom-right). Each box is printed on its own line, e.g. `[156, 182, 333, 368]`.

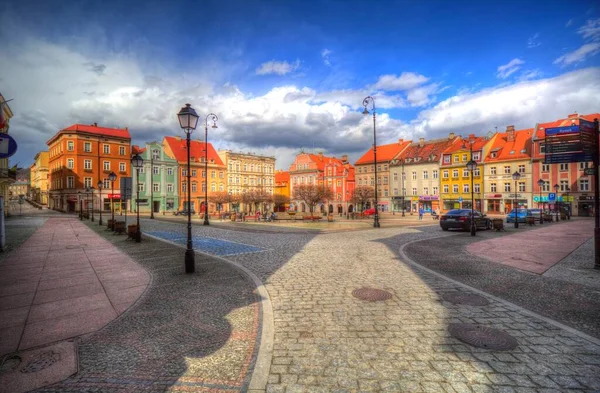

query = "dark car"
[174, 209, 196, 216]
[440, 209, 491, 231]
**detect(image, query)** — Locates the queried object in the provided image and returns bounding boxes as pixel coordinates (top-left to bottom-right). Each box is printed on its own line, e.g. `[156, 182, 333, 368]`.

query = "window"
[84, 177, 92, 188]
[103, 161, 110, 171]
[412, 171, 417, 180]
[67, 176, 74, 188]
[153, 183, 160, 192]
[423, 171, 428, 179]
[443, 155, 451, 164]
[433, 170, 438, 179]
[139, 166, 144, 173]
[393, 172, 398, 181]
[518, 165, 525, 173]
[67, 159, 74, 169]
[192, 170, 197, 177]
[393, 188, 398, 195]
[539, 144, 546, 154]
[452, 184, 458, 193]
[462, 169, 469, 177]
[192, 183, 197, 192]
[433, 187, 438, 195]
[67, 141, 74, 151]
[443, 184, 449, 193]
[167, 168, 173, 176]
[182, 169, 187, 177]
[463, 184, 469, 193]
[202, 183, 206, 192]
[84, 142, 92, 152]
[542, 164, 550, 172]
[490, 167, 496, 175]
[138, 183, 145, 192]
[219, 184, 224, 191]
[84, 160, 92, 170]
[472, 152, 480, 161]
[560, 180, 568, 191]
[474, 184, 480, 193]
[153, 166, 159, 175]
[504, 183, 511, 192]
[542, 181, 549, 192]
[453, 155, 459, 162]
[412, 187, 417, 195]
[103, 144, 110, 154]
[452, 169, 459, 178]
[579, 162, 590, 170]
[104, 179, 111, 189]
[229, 163, 233, 171]
[211, 170, 216, 178]
[182, 183, 187, 192]
[243, 164, 248, 171]
[443, 170, 449, 178]
[119, 162, 126, 172]
[579, 178, 589, 191]
[504, 166, 511, 174]
[119, 146, 126, 155]
[560, 163, 569, 171]
[462, 154, 467, 162]
[211, 183, 216, 192]
[167, 184, 173, 192]
[424, 187, 429, 195]
[519, 182, 525, 192]
[219, 172, 224, 178]
[383, 176, 388, 185]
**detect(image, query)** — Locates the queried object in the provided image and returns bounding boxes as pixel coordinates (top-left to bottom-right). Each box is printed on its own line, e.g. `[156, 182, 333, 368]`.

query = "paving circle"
[20, 351, 60, 373]
[448, 323, 518, 350]
[352, 287, 393, 302]
[442, 292, 490, 306]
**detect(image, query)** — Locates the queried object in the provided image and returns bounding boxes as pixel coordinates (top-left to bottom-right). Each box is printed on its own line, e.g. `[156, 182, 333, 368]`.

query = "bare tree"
[293, 184, 333, 219]
[253, 189, 272, 213]
[208, 191, 230, 215]
[352, 186, 375, 212]
[272, 193, 290, 212]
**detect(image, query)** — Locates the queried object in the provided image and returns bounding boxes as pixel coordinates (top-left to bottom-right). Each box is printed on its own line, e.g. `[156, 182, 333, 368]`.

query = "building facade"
[30, 152, 49, 205]
[390, 134, 459, 214]
[163, 136, 226, 213]
[9, 168, 30, 199]
[354, 139, 412, 212]
[47, 123, 131, 213]
[0, 93, 15, 215]
[273, 170, 290, 212]
[131, 141, 180, 214]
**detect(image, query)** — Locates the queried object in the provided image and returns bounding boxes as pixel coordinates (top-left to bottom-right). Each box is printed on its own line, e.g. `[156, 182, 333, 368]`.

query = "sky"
[1, 0, 600, 171]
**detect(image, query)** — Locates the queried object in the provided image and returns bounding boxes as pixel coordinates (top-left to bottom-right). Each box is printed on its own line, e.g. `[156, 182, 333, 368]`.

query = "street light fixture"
[537, 178, 544, 225]
[178, 103, 200, 274]
[97, 181, 103, 225]
[108, 171, 117, 229]
[203, 113, 218, 226]
[362, 95, 380, 228]
[554, 183, 560, 221]
[512, 172, 522, 228]
[466, 159, 477, 236]
[131, 154, 144, 243]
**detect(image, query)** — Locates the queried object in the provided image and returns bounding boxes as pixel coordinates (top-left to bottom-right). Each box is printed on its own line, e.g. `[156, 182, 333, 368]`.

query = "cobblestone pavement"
[137, 218, 600, 392]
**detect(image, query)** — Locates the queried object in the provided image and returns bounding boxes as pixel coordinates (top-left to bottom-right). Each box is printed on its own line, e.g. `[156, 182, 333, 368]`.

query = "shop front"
[577, 195, 594, 217]
[418, 195, 439, 213]
[486, 194, 502, 214]
[442, 196, 461, 211]
[504, 193, 528, 213]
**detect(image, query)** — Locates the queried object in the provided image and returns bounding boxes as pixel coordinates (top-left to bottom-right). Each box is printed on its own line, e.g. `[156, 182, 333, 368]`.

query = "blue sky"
[1, 0, 599, 170]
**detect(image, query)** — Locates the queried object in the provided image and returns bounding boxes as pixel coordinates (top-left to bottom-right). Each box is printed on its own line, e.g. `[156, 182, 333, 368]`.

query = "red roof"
[484, 128, 533, 162]
[163, 136, 224, 166]
[275, 170, 290, 184]
[442, 134, 488, 155]
[132, 145, 146, 155]
[355, 139, 412, 165]
[398, 137, 458, 161]
[47, 123, 131, 145]
[534, 113, 600, 139]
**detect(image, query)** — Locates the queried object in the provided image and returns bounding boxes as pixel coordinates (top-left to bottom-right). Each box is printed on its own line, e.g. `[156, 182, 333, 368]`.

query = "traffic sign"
[0, 134, 18, 159]
[458, 197, 463, 202]
[548, 193, 556, 201]
[584, 168, 596, 176]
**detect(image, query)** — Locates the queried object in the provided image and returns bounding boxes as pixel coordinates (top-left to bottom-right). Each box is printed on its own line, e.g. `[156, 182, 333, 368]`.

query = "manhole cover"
[352, 287, 392, 302]
[20, 351, 60, 373]
[448, 324, 518, 350]
[0, 355, 21, 374]
[442, 292, 490, 306]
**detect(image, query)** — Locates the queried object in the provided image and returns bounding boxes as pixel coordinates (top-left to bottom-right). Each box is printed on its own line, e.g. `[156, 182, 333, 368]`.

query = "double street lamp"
[131, 154, 144, 243]
[362, 95, 380, 228]
[150, 149, 158, 219]
[537, 179, 544, 225]
[204, 113, 218, 226]
[512, 172, 522, 228]
[97, 181, 103, 225]
[565, 186, 571, 219]
[554, 183, 560, 221]
[108, 171, 117, 229]
[467, 159, 477, 236]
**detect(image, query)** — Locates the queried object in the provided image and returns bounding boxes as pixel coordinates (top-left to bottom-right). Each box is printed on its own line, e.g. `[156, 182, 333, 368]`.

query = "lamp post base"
[135, 230, 142, 243]
[373, 214, 380, 228]
[471, 224, 476, 236]
[185, 249, 195, 274]
[203, 218, 210, 226]
[515, 222, 519, 229]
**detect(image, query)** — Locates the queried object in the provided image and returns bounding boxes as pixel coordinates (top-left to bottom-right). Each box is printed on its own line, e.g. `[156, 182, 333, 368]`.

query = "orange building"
[273, 170, 290, 212]
[47, 123, 131, 213]
[163, 136, 226, 213]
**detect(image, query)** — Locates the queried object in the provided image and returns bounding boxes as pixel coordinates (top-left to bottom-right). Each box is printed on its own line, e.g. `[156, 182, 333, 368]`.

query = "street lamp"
[108, 171, 117, 229]
[97, 181, 103, 225]
[85, 186, 91, 220]
[537, 179, 544, 225]
[565, 186, 571, 220]
[89, 187, 95, 222]
[554, 183, 560, 221]
[467, 159, 477, 236]
[204, 113, 218, 226]
[512, 172, 522, 228]
[78, 191, 82, 220]
[150, 149, 158, 219]
[402, 162, 406, 217]
[131, 154, 144, 243]
[362, 95, 380, 228]
[178, 103, 200, 274]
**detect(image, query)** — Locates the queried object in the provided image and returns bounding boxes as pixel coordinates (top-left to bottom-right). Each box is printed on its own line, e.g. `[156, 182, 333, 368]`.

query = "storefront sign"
[419, 195, 439, 200]
[108, 194, 121, 199]
[486, 194, 502, 198]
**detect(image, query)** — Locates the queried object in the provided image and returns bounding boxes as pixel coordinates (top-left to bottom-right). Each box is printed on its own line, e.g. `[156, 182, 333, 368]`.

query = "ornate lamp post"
[467, 159, 477, 236]
[108, 171, 117, 228]
[150, 149, 158, 219]
[554, 183, 560, 221]
[90, 187, 95, 222]
[362, 96, 380, 228]
[402, 162, 406, 217]
[85, 186, 91, 220]
[565, 186, 571, 219]
[203, 113, 218, 226]
[178, 103, 200, 274]
[537, 179, 544, 225]
[512, 172, 522, 228]
[97, 181, 103, 225]
[131, 154, 144, 243]
[78, 191, 82, 220]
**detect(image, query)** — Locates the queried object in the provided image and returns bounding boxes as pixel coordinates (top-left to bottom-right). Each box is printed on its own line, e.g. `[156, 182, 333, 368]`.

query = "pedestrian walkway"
[0, 217, 150, 356]
[466, 219, 593, 274]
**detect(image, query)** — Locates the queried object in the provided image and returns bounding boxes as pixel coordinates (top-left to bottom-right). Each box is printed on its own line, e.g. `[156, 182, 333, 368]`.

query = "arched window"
[211, 183, 216, 192]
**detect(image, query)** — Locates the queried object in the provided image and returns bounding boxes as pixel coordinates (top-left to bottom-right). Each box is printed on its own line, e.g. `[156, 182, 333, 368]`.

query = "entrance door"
[153, 201, 160, 213]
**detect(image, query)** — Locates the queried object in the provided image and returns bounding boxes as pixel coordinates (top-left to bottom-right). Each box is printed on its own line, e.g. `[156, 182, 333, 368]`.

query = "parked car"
[506, 208, 529, 223]
[440, 209, 491, 231]
[528, 208, 543, 222]
[174, 209, 195, 216]
[362, 208, 376, 216]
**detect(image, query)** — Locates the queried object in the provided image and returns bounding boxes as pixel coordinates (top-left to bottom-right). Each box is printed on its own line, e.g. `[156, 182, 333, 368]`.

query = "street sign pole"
[594, 119, 600, 270]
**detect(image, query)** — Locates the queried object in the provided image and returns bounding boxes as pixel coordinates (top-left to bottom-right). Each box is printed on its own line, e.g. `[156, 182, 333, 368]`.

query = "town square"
[1, 0, 600, 392]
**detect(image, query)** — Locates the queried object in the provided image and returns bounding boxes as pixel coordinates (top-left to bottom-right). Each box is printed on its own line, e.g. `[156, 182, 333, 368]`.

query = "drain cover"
[442, 292, 489, 306]
[20, 351, 60, 373]
[449, 324, 518, 350]
[352, 287, 392, 302]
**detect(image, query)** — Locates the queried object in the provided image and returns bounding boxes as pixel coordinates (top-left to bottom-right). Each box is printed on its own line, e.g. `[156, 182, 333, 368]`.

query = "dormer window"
[509, 150, 515, 155]
[490, 152, 497, 158]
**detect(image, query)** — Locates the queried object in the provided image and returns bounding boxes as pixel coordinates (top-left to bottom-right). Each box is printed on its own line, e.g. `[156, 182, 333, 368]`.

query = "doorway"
[153, 201, 160, 213]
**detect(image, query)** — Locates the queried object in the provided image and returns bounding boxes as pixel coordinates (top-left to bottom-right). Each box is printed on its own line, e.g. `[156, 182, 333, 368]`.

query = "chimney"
[93, 122, 98, 127]
[506, 125, 515, 142]
[449, 132, 455, 140]
[342, 154, 348, 162]
[568, 112, 578, 119]
[398, 138, 404, 144]
[318, 151, 323, 161]
[419, 137, 425, 147]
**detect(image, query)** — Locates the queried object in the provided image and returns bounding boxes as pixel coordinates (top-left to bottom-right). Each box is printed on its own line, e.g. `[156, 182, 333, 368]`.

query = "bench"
[127, 224, 138, 240]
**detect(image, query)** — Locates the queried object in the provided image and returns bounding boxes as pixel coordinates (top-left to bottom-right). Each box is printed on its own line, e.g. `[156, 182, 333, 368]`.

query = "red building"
[532, 112, 599, 217]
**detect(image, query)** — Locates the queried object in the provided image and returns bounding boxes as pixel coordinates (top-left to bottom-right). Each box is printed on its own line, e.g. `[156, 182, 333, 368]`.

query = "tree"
[272, 193, 290, 212]
[352, 186, 374, 212]
[293, 184, 333, 219]
[208, 191, 230, 214]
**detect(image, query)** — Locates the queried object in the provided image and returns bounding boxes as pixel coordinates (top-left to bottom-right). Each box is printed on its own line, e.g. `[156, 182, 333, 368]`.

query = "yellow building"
[439, 134, 494, 212]
[273, 170, 290, 211]
[30, 151, 49, 205]
[0, 93, 15, 215]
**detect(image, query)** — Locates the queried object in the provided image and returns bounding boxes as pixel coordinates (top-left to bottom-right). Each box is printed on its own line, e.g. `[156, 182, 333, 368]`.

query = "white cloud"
[321, 49, 332, 67]
[527, 33, 541, 48]
[255, 59, 300, 75]
[578, 18, 600, 41]
[406, 84, 442, 107]
[519, 69, 543, 81]
[553, 42, 600, 66]
[566, 19, 573, 27]
[496, 58, 525, 79]
[373, 72, 429, 91]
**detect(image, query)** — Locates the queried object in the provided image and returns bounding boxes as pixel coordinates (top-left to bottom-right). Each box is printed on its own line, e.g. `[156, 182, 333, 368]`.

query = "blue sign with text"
[548, 193, 556, 201]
